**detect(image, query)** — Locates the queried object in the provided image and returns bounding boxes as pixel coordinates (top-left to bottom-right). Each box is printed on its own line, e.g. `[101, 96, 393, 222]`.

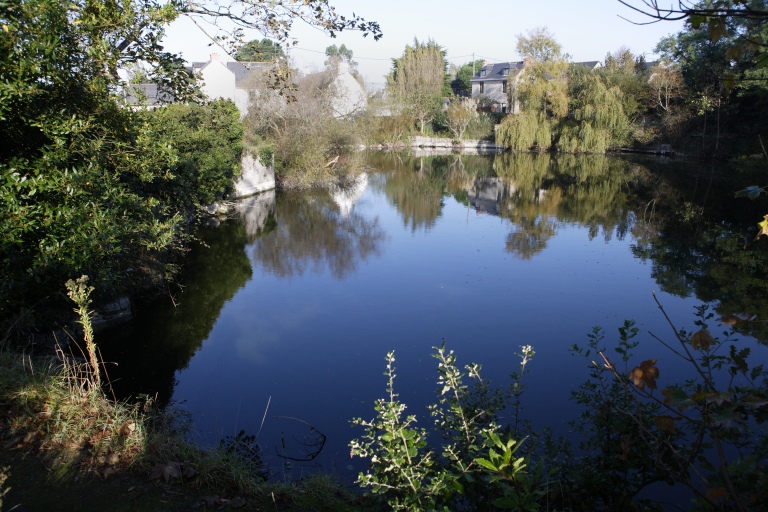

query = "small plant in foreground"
[350, 344, 546, 511]
[65, 275, 100, 389]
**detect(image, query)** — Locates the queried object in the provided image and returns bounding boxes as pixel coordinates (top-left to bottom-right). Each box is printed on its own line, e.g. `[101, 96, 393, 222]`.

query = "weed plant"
[352, 296, 768, 510]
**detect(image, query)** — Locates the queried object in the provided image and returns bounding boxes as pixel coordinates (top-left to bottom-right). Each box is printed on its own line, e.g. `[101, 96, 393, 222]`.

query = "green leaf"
[475, 457, 498, 471]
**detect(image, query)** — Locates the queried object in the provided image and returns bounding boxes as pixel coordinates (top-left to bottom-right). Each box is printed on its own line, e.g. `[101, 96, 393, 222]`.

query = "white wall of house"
[331, 62, 367, 118]
[199, 54, 237, 103]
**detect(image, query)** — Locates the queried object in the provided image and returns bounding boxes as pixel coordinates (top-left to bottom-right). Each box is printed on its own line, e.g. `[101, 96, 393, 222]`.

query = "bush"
[350, 344, 548, 510]
[141, 100, 243, 208]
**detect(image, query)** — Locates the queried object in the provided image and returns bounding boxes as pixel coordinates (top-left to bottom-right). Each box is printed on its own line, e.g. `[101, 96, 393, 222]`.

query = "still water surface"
[102, 152, 766, 479]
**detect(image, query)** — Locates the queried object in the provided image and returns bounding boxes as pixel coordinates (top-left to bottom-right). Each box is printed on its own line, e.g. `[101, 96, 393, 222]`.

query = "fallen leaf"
[106, 453, 120, 466]
[630, 360, 659, 390]
[163, 462, 180, 482]
[119, 420, 135, 437]
[655, 415, 676, 434]
[102, 467, 117, 479]
[150, 462, 181, 482]
[228, 496, 247, 508]
[691, 329, 715, 351]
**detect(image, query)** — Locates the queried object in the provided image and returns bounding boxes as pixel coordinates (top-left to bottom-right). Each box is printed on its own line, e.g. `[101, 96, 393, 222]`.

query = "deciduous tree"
[387, 38, 450, 133]
[446, 98, 478, 140]
[0, 0, 379, 334]
[515, 27, 569, 118]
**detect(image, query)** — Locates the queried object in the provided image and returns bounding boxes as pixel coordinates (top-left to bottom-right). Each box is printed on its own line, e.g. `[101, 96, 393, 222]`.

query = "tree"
[647, 60, 684, 112]
[387, 38, 450, 133]
[325, 43, 360, 77]
[619, 0, 768, 69]
[559, 71, 631, 153]
[599, 47, 649, 122]
[446, 97, 478, 140]
[497, 28, 569, 151]
[515, 27, 569, 118]
[0, 0, 380, 335]
[325, 43, 354, 64]
[450, 59, 485, 96]
[235, 38, 284, 62]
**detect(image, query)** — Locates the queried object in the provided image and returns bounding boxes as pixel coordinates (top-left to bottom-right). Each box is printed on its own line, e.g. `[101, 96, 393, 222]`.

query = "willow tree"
[387, 38, 449, 133]
[558, 72, 630, 153]
[496, 111, 552, 151]
[498, 27, 569, 150]
[515, 27, 569, 119]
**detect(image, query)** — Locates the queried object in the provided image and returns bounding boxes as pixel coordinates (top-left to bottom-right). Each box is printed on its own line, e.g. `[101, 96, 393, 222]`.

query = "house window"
[479, 82, 484, 93]
[501, 104, 507, 113]
[480, 70, 486, 77]
[503, 81, 507, 93]
[502, 68, 510, 76]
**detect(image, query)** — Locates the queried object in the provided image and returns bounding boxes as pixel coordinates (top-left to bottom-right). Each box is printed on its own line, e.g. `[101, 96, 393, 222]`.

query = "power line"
[288, 46, 503, 64]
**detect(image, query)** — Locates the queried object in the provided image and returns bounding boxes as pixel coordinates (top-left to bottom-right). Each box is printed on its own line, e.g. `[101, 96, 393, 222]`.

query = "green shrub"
[350, 344, 547, 510]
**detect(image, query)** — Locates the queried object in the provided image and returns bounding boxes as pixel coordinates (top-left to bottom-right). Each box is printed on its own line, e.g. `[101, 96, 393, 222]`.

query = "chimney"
[210, 53, 220, 61]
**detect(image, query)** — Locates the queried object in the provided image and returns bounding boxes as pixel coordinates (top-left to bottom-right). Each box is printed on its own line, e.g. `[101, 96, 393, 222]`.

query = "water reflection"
[626, 161, 768, 341]
[369, 152, 639, 260]
[250, 190, 387, 279]
[100, 192, 278, 404]
[100, 152, 767, 478]
[368, 153, 495, 232]
[236, 190, 277, 241]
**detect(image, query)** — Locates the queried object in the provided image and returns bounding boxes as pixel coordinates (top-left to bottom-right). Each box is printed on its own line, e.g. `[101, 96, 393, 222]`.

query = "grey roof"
[227, 61, 270, 86]
[124, 83, 174, 106]
[471, 60, 603, 83]
[572, 61, 602, 70]
[471, 62, 525, 82]
[191, 59, 270, 86]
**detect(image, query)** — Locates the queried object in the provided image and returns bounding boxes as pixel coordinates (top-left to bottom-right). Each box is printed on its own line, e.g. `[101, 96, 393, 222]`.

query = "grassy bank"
[0, 346, 372, 511]
[0, 279, 370, 511]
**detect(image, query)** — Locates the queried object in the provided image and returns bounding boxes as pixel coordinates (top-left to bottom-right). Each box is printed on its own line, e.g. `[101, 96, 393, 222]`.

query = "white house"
[190, 53, 270, 115]
[329, 61, 368, 119]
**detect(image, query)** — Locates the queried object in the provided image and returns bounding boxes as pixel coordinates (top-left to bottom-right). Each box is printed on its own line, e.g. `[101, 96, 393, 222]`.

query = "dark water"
[101, 152, 768, 480]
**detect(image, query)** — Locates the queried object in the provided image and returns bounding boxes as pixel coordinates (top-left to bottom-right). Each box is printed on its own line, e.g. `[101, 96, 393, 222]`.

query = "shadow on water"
[99, 191, 276, 404]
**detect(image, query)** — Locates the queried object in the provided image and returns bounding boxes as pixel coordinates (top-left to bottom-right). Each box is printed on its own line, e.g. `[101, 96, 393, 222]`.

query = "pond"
[101, 151, 768, 481]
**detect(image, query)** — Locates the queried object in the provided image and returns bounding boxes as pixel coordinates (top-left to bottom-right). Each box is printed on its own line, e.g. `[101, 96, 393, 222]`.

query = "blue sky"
[162, 0, 685, 87]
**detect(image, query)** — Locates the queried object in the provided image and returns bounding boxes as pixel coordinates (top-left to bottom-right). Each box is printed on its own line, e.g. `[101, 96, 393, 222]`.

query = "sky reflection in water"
[107, 152, 766, 480]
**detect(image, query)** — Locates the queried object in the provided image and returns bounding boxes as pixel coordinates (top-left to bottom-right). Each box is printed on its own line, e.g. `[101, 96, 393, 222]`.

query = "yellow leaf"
[631, 360, 659, 390]
[756, 215, 768, 240]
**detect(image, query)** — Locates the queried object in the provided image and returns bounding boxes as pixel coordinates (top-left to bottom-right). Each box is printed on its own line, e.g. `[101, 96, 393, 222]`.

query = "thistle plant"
[65, 275, 100, 389]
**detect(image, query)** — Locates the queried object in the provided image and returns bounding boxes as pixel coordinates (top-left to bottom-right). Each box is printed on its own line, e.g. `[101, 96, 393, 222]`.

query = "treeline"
[494, 19, 768, 155]
[383, 16, 768, 156]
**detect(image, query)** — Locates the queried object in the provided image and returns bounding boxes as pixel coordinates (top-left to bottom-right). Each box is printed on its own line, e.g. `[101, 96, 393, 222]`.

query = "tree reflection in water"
[250, 190, 387, 279]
